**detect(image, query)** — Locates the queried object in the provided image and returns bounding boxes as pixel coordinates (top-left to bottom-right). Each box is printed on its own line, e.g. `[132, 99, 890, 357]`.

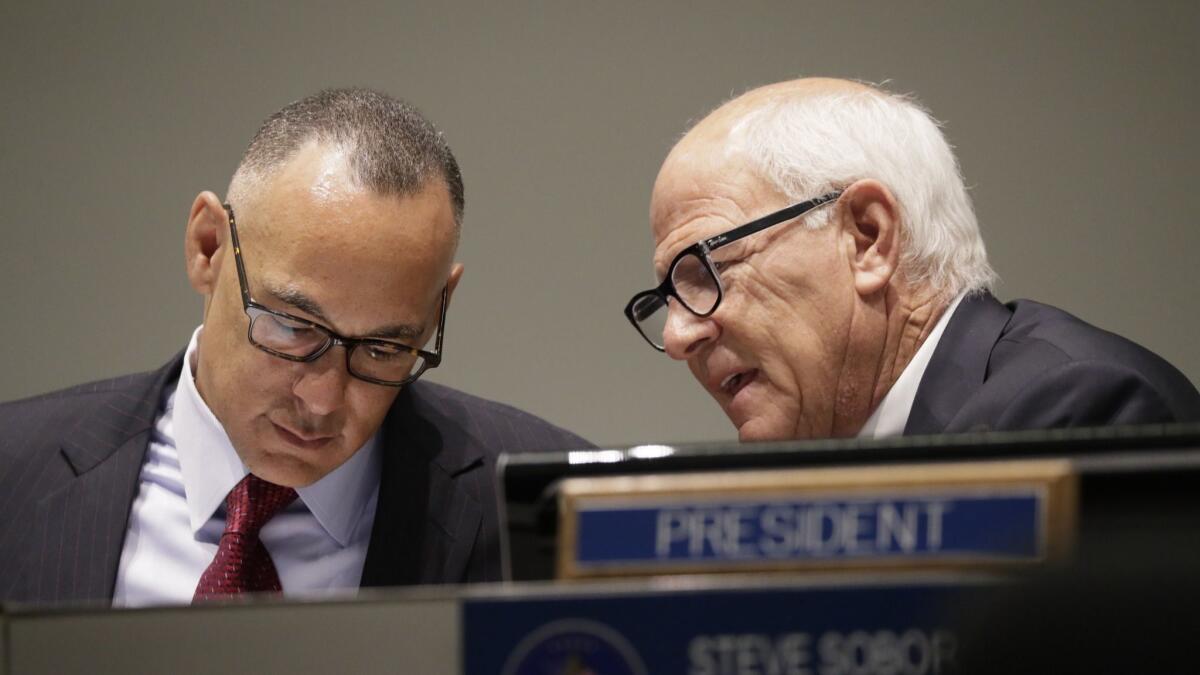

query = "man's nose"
[291, 350, 351, 416]
[662, 301, 719, 360]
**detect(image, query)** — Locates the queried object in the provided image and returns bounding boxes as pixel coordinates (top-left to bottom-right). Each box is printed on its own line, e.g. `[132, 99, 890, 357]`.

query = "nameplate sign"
[557, 460, 1076, 579]
[465, 581, 993, 675]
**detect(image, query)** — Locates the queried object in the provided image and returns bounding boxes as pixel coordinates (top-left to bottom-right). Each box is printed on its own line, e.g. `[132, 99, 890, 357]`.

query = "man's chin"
[734, 417, 795, 443]
[245, 451, 325, 488]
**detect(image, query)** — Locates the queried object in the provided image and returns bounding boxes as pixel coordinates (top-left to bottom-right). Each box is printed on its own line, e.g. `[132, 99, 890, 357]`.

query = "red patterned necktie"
[193, 473, 298, 602]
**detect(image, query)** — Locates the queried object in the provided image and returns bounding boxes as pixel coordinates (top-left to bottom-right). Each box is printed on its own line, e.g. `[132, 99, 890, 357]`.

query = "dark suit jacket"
[906, 293, 1200, 434]
[0, 352, 589, 606]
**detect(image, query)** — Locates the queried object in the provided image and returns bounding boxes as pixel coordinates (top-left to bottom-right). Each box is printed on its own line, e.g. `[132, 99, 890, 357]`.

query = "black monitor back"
[498, 423, 1200, 581]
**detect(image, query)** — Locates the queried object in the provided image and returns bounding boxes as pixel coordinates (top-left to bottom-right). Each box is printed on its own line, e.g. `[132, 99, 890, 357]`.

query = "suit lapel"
[361, 383, 485, 587]
[905, 293, 1013, 435]
[24, 354, 182, 605]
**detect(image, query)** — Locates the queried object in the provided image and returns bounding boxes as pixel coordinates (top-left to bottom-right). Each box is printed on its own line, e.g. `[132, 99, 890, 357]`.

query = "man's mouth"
[271, 421, 335, 450]
[720, 369, 758, 398]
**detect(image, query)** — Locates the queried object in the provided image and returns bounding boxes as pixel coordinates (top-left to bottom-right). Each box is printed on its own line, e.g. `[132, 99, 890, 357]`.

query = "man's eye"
[269, 316, 315, 336]
[365, 345, 406, 361]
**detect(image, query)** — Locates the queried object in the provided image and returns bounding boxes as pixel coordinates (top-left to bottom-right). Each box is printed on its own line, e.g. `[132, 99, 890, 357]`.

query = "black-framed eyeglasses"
[624, 191, 842, 351]
[224, 203, 446, 387]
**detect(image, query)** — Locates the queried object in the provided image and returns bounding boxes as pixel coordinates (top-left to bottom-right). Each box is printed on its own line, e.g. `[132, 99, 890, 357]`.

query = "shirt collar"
[174, 327, 381, 546]
[858, 292, 966, 439]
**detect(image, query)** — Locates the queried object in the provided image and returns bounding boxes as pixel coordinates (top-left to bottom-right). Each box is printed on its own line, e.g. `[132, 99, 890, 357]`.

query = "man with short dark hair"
[626, 78, 1200, 439]
[0, 88, 587, 607]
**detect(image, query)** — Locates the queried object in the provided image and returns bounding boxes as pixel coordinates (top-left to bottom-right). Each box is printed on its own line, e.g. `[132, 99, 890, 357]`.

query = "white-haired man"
[625, 78, 1200, 440]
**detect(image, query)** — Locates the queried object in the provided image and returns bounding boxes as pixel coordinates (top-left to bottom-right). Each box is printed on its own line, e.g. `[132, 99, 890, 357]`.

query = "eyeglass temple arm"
[700, 190, 843, 251]
[429, 286, 449, 360]
[223, 203, 254, 310]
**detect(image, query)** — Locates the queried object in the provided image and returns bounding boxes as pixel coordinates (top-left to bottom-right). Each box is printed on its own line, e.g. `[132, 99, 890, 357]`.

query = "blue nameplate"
[558, 460, 1075, 577]
[464, 579, 996, 675]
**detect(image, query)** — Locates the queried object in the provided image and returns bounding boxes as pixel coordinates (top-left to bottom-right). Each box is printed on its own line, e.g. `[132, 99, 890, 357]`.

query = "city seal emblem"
[501, 618, 648, 675]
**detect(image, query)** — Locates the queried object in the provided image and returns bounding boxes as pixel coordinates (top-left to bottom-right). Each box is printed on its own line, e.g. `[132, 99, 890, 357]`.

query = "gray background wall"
[2, 1, 1196, 447]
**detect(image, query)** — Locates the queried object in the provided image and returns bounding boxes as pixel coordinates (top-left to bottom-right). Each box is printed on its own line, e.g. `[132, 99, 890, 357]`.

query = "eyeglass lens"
[671, 253, 720, 313]
[251, 312, 329, 357]
[247, 309, 425, 383]
[632, 251, 720, 348]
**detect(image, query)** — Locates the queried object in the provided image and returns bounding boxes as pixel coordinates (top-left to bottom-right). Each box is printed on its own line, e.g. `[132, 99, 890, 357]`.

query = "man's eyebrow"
[265, 285, 424, 342]
[367, 322, 424, 342]
[268, 286, 332, 325]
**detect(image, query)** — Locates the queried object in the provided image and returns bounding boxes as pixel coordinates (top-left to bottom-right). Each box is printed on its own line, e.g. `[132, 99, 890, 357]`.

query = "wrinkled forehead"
[248, 187, 451, 264]
[650, 131, 778, 243]
[653, 145, 728, 236]
[651, 78, 855, 234]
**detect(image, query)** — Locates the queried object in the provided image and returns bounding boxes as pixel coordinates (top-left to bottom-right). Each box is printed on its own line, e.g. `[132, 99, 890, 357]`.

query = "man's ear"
[184, 191, 228, 297]
[838, 179, 901, 297]
[445, 262, 465, 304]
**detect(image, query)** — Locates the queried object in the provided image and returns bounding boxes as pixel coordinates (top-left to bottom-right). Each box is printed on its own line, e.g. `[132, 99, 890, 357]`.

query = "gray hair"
[228, 87, 464, 227]
[729, 86, 996, 298]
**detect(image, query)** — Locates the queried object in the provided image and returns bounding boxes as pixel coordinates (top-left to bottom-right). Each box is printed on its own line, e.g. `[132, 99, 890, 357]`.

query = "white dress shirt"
[112, 328, 380, 607]
[857, 293, 965, 439]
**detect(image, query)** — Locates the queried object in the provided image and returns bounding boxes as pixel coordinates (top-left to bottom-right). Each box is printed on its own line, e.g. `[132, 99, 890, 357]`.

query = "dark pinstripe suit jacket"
[0, 352, 590, 607]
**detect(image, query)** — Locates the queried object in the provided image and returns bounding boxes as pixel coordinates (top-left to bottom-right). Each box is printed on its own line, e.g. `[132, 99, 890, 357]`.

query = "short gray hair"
[729, 85, 996, 298]
[228, 87, 464, 227]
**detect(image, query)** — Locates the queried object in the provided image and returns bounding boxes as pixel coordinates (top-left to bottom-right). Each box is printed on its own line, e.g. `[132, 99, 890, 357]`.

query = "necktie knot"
[223, 473, 297, 535]
[194, 473, 298, 602]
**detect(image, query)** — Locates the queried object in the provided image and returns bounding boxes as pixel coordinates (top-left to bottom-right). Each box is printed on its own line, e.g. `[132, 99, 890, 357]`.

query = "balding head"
[657, 77, 994, 298]
[677, 78, 876, 149]
[228, 87, 464, 234]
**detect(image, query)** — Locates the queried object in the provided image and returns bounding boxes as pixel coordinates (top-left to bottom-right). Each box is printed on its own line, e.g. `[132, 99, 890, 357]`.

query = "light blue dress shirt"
[112, 328, 380, 607]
